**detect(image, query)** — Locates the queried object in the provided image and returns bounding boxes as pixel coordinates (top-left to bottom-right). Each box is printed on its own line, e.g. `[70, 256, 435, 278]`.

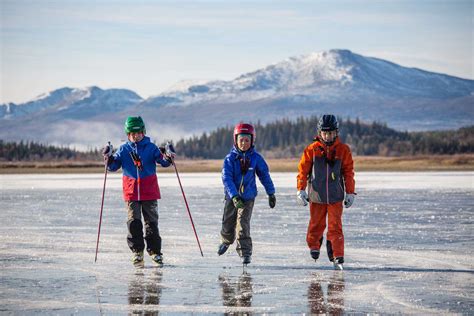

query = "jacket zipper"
[326, 162, 329, 204]
[238, 152, 245, 195]
[134, 145, 141, 201]
[137, 166, 141, 201]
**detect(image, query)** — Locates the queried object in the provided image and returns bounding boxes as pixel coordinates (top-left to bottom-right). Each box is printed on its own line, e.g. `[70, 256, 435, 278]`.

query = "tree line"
[0, 140, 99, 162]
[174, 116, 474, 158]
[1, 116, 473, 161]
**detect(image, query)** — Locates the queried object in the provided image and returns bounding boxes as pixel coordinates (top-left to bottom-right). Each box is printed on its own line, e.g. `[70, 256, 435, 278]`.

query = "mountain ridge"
[1, 49, 472, 148]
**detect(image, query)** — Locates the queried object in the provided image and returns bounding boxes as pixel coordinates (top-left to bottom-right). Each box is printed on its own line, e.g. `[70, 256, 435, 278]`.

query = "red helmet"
[233, 123, 255, 146]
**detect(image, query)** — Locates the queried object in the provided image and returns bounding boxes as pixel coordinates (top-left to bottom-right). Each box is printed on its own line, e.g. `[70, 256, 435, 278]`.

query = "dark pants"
[220, 197, 254, 257]
[126, 200, 162, 255]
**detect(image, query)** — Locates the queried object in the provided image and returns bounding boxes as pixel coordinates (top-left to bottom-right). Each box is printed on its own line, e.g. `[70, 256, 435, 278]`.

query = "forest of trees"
[0, 140, 99, 162]
[1, 116, 473, 161]
[174, 116, 474, 159]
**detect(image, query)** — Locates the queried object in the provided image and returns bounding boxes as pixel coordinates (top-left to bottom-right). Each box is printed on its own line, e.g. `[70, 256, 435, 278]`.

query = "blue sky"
[1, 0, 472, 103]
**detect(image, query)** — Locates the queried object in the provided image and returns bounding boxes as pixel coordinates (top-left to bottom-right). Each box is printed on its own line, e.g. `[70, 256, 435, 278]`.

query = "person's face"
[320, 130, 337, 144]
[128, 132, 144, 143]
[237, 134, 251, 152]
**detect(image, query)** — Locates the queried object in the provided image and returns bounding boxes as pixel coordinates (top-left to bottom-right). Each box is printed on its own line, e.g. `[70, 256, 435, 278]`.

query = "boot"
[242, 255, 251, 265]
[310, 249, 320, 261]
[131, 251, 144, 265]
[217, 243, 229, 256]
[151, 253, 163, 265]
[332, 257, 344, 270]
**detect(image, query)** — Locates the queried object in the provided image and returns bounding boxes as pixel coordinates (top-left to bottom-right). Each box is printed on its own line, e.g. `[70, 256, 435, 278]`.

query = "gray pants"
[126, 200, 161, 255]
[220, 197, 254, 257]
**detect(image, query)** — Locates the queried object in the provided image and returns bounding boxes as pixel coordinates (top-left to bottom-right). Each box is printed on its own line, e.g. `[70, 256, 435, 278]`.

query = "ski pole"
[167, 142, 204, 257]
[95, 141, 111, 262]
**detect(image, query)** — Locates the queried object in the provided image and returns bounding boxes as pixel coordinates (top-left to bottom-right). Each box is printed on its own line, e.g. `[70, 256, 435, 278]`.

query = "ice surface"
[1, 172, 473, 314]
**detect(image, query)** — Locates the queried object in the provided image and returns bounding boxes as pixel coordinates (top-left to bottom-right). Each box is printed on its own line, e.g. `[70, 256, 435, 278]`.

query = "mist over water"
[1, 172, 473, 314]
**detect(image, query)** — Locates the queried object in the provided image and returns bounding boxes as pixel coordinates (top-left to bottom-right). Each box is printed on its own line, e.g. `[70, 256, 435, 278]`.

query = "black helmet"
[318, 114, 339, 132]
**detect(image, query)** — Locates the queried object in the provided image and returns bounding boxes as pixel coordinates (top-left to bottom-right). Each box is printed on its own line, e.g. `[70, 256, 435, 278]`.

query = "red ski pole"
[95, 142, 111, 262]
[167, 143, 204, 257]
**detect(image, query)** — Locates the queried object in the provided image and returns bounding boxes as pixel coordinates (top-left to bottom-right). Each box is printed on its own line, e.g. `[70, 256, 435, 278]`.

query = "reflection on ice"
[308, 272, 345, 315]
[0, 172, 473, 314]
[219, 272, 253, 310]
[128, 269, 163, 314]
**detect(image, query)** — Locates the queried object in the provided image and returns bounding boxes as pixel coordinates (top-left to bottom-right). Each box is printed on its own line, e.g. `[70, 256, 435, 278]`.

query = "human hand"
[165, 142, 176, 158]
[101, 143, 114, 165]
[101, 143, 113, 157]
[268, 194, 276, 208]
[232, 196, 245, 209]
[344, 193, 355, 208]
[297, 190, 309, 206]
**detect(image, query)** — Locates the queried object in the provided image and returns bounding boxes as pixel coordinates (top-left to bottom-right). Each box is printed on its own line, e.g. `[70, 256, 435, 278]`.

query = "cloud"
[2, 2, 312, 30]
[40, 119, 190, 151]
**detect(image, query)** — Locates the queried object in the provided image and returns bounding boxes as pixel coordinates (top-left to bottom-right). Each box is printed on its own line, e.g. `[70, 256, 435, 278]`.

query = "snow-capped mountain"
[143, 49, 473, 106]
[1, 49, 472, 147]
[0, 86, 142, 120]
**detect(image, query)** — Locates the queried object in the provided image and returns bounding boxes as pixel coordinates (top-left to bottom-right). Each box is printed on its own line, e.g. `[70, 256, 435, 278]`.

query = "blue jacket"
[108, 136, 171, 201]
[222, 146, 275, 201]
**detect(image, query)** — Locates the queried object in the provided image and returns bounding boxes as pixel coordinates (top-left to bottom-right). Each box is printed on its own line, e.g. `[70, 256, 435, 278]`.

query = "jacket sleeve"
[256, 155, 275, 195]
[107, 145, 123, 172]
[297, 145, 313, 190]
[341, 144, 355, 194]
[222, 156, 238, 198]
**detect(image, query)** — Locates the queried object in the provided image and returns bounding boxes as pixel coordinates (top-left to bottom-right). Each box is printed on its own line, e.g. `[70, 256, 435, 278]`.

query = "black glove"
[232, 196, 245, 209]
[101, 144, 112, 156]
[269, 194, 276, 208]
[101, 144, 114, 165]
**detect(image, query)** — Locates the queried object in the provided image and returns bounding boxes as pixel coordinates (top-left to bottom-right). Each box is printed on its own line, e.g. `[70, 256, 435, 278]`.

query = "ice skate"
[242, 255, 251, 265]
[131, 251, 144, 266]
[217, 243, 229, 256]
[332, 257, 344, 270]
[310, 249, 320, 261]
[151, 253, 163, 266]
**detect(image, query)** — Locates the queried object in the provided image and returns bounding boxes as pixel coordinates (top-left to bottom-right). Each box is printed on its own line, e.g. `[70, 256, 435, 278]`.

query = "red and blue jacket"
[222, 146, 275, 201]
[108, 136, 171, 201]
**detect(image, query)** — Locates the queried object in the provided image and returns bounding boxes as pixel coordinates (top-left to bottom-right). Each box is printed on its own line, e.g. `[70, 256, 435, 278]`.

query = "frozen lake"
[1, 171, 473, 314]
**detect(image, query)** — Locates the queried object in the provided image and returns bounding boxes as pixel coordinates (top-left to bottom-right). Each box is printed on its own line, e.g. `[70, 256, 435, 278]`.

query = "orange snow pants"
[306, 201, 344, 259]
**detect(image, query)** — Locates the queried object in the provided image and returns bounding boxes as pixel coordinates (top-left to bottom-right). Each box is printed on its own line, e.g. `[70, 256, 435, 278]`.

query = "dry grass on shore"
[0, 154, 473, 174]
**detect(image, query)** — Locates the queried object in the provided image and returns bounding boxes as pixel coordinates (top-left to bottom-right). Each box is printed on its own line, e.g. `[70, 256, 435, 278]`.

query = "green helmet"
[124, 116, 146, 134]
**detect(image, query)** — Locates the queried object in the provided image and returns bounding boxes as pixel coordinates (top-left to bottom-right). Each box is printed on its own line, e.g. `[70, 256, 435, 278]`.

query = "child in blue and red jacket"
[102, 116, 173, 265]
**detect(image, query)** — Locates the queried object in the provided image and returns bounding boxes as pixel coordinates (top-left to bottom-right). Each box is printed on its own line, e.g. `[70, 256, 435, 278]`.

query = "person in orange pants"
[296, 115, 355, 270]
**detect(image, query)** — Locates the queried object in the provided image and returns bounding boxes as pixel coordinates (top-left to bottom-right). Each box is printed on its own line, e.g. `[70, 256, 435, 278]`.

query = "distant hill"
[1, 49, 473, 148]
[1, 86, 142, 120]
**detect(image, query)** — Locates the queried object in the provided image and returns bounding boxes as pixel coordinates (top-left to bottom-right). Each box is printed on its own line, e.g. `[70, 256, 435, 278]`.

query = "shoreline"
[0, 154, 473, 174]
